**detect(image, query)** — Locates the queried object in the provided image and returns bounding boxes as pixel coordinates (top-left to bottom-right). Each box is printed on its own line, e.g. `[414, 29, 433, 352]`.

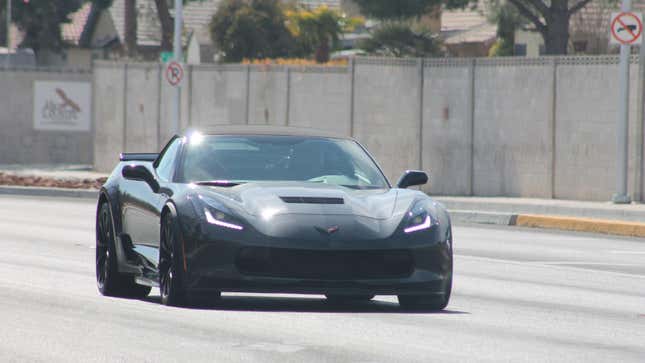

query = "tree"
[0, 0, 84, 56]
[499, 0, 597, 54]
[487, 0, 523, 56]
[286, 6, 361, 63]
[359, 22, 442, 57]
[124, 0, 137, 57]
[353, 0, 447, 58]
[153, 0, 173, 52]
[210, 0, 294, 62]
[153, 0, 203, 52]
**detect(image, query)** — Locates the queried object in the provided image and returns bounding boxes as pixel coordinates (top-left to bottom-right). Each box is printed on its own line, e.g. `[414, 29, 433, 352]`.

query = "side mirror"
[396, 170, 428, 189]
[122, 164, 160, 192]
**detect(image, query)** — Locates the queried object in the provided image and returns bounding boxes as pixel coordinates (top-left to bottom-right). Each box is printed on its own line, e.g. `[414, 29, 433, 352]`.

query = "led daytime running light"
[204, 208, 243, 230]
[404, 215, 431, 233]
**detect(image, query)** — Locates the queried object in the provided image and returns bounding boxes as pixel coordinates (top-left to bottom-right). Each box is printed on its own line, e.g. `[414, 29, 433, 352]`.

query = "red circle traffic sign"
[611, 12, 643, 45]
[165, 61, 184, 86]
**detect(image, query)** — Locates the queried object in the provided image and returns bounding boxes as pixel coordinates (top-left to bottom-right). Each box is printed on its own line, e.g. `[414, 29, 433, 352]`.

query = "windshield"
[179, 134, 389, 189]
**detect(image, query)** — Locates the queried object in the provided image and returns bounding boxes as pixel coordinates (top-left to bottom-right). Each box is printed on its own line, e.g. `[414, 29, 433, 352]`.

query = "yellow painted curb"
[515, 214, 645, 238]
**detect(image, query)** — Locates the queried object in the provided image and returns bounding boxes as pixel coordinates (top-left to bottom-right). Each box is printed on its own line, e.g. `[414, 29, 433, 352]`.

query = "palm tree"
[287, 6, 360, 63]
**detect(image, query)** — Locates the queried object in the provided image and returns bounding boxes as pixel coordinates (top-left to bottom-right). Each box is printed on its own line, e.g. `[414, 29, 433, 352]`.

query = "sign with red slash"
[610, 12, 643, 45]
[165, 61, 185, 87]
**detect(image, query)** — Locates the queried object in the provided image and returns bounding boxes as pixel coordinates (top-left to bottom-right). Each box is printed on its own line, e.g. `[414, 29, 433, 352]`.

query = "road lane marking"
[455, 254, 645, 279]
[610, 250, 645, 255]
[539, 262, 641, 266]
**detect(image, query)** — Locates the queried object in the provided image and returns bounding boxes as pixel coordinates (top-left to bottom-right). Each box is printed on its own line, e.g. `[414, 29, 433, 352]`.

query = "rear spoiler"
[119, 153, 159, 162]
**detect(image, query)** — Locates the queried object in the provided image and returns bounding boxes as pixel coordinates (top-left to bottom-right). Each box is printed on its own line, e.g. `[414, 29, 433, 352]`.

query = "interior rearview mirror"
[122, 164, 160, 192]
[397, 170, 428, 189]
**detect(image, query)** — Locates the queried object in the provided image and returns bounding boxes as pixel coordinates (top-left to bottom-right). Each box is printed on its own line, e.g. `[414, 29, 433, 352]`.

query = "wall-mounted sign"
[34, 81, 91, 132]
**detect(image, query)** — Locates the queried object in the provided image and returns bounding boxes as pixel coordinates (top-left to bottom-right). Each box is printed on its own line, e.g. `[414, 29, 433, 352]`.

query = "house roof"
[441, 9, 497, 45]
[106, 0, 221, 47]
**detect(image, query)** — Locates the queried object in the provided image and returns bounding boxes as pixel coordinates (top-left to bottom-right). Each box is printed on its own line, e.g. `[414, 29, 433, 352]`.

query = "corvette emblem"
[315, 225, 340, 235]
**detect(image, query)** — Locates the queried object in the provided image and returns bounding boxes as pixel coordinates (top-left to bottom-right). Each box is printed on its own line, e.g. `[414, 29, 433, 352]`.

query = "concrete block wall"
[422, 59, 473, 196]
[248, 67, 288, 126]
[0, 68, 93, 165]
[473, 59, 555, 198]
[124, 64, 162, 153]
[554, 60, 641, 201]
[190, 64, 248, 127]
[90, 56, 645, 202]
[288, 68, 350, 134]
[353, 58, 422, 184]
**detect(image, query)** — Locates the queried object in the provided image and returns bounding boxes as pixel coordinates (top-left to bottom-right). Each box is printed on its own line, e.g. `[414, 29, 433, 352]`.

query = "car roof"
[181, 126, 352, 140]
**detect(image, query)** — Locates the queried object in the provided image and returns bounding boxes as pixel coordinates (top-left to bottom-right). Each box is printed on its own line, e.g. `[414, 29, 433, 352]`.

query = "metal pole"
[172, 0, 183, 134]
[613, 0, 633, 203]
[636, 32, 645, 202]
[5, 0, 11, 69]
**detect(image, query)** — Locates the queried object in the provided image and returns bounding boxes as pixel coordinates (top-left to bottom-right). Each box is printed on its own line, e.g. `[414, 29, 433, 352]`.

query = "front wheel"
[159, 212, 186, 306]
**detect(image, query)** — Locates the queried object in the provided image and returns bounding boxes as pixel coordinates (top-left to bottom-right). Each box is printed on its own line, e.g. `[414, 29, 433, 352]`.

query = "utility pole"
[613, 0, 633, 204]
[172, 0, 183, 134]
[5, 0, 11, 69]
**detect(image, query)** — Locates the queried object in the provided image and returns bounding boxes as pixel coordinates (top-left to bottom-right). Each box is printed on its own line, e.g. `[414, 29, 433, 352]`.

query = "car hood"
[195, 181, 418, 221]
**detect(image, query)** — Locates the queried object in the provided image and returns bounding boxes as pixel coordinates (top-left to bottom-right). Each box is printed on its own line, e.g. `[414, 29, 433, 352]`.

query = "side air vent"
[280, 196, 344, 204]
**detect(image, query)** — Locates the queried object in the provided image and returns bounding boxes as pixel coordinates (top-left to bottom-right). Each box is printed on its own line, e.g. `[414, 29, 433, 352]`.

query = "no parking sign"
[165, 61, 185, 87]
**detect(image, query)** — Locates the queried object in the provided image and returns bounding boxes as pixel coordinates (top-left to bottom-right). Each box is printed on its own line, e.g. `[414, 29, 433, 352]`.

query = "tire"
[96, 203, 151, 298]
[325, 294, 375, 303]
[159, 212, 187, 306]
[399, 227, 453, 311]
[397, 276, 451, 311]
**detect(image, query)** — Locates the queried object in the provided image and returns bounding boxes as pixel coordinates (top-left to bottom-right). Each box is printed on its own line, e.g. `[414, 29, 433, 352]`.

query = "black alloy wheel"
[96, 203, 151, 298]
[159, 212, 186, 306]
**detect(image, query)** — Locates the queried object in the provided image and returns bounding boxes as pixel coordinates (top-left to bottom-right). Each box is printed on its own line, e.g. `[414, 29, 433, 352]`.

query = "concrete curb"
[449, 210, 516, 226]
[0, 185, 98, 199]
[451, 209, 645, 238]
[515, 214, 645, 238]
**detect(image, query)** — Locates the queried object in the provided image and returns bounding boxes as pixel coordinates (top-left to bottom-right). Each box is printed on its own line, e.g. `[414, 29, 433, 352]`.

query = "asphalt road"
[1, 195, 644, 362]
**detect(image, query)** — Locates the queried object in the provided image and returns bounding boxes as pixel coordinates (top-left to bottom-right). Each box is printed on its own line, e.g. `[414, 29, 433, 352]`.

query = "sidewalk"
[0, 164, 108, 180]
[1, 166, 644, 237]
[435, 196, 645, 238]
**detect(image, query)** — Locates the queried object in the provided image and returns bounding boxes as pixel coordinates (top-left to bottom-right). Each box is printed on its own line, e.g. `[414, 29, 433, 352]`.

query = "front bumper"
[181, 231, 452, 296]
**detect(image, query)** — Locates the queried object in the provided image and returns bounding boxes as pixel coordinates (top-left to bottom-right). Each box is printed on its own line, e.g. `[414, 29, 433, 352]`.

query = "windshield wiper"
[195, 180, 245, 187]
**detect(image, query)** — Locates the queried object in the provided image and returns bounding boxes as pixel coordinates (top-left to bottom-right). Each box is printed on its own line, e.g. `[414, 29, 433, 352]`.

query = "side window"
[156, 138, 182, 182]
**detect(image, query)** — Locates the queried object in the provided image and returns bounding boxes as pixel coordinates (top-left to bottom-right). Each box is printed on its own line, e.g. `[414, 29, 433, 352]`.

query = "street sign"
[160, 52, 174, 63]
[610, 12, 643, 45]
[165, 61, 184, 87]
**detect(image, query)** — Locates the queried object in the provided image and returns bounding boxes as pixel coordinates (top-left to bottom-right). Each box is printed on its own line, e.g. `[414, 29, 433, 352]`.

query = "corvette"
[96, 126, 453, 310]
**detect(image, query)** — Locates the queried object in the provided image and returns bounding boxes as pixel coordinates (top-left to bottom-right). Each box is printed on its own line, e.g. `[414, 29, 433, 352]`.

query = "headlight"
[404, 201, 434, 233]
[198, 196, 244, 231]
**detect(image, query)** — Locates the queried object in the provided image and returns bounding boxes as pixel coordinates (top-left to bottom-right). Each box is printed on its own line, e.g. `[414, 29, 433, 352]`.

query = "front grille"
[280, 196, 344, 204]
[236, 247, 413, 280]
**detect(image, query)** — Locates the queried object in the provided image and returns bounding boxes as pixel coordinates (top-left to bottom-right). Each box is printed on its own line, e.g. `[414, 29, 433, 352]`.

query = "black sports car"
[96, 127, 453, 310]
